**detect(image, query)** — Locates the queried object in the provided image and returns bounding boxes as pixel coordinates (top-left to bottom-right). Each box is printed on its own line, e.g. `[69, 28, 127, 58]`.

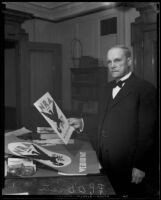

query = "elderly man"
[69, 45, 158, 197]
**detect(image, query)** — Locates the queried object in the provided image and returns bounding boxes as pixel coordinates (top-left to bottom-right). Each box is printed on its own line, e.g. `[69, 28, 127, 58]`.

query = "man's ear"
[127, 57, 132, 66]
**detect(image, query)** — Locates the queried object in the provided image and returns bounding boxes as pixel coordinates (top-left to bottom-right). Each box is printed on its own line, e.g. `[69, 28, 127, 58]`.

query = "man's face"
[107, 48, 131, 80]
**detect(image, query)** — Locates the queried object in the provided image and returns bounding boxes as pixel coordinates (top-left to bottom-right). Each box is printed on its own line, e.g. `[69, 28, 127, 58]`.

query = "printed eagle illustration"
[26, 144, 64, 166]
[41, 101, 63, 133]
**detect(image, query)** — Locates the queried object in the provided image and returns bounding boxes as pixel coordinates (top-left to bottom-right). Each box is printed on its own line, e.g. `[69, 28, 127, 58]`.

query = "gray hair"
[108, 45, 131, 58]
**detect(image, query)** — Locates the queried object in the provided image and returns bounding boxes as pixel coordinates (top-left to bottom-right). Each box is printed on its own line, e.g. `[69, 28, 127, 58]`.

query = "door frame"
[4, 9, 31, 129]
[18, 41, 62, 128]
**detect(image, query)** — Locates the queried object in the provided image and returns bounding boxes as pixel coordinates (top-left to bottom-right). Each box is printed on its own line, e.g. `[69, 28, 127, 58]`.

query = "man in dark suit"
[68, 45, 158, 197]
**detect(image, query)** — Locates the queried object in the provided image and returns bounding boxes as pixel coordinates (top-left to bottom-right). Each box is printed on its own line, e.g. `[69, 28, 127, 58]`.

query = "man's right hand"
[68, 118, 83, 131]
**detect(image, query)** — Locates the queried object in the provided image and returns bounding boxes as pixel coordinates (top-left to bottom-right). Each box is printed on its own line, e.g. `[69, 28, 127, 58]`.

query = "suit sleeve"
[133, 83, 157, 172]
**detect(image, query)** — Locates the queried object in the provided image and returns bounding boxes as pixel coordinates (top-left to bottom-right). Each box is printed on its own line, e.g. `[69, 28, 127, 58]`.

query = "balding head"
[108, 45, 131, 59]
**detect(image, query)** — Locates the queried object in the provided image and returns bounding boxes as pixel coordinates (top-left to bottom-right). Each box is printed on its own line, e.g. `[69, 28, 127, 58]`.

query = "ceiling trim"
[28, 2, 71, 10]
[3, 2, 120, 22]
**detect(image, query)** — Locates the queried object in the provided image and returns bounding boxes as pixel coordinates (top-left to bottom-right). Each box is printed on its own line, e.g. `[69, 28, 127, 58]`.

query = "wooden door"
[18, 41, 62, 129]
[5, 40, 17, 129]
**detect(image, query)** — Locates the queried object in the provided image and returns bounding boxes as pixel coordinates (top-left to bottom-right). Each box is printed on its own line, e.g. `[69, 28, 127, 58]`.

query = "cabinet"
[71, 67, 108, 115]
[70, 67, 108, 148]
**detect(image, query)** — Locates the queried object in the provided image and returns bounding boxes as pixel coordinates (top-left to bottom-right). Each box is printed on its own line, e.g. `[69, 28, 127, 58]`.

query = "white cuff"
[79, 118, 84, 132]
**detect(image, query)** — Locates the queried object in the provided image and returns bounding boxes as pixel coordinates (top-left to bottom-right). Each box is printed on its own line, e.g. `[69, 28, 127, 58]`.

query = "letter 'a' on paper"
[33, 92, 75, 144]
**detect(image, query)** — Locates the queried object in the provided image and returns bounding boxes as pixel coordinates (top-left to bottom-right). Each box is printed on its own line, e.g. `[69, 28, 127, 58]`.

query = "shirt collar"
[119, 71, 132, 82]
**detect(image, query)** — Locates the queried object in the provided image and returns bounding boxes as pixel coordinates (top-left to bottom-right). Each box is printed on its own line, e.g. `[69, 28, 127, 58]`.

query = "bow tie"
[113, 80, 126, 88]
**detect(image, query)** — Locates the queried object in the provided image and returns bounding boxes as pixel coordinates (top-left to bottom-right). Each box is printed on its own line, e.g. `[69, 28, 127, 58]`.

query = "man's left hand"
[131, 168, 145, 184]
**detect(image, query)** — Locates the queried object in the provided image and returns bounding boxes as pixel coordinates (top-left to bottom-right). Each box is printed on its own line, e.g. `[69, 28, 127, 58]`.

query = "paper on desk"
[32, 138, 74, 146]
[40, 134, 59, 140]
[4, 192, 29, 195]
[5, 127, 32, 137]
[58, 172, 86, 176]
[37, 127, 56, 134]
[5, 135, 100, 175]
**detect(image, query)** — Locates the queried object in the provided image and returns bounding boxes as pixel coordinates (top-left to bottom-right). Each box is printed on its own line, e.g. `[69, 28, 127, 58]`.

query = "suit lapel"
[97, 83, 112, 151]
[98, 83, 113, 132]
[103, 84, 113, 113]
[109, 73, 136, 109]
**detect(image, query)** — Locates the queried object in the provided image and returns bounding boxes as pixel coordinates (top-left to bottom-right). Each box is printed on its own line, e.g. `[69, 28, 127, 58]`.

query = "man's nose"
[110, 61, 116, 68]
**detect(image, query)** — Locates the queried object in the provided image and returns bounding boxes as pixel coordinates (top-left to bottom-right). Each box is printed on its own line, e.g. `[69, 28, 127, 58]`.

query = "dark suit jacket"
[86, 73, 157, 183]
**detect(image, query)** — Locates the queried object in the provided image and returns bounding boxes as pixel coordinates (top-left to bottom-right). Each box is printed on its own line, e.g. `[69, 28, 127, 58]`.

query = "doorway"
[5, 40, 17, 130]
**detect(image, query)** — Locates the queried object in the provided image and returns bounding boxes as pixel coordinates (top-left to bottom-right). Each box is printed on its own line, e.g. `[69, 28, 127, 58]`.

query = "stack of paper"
[36, 127, 59, 140]
[5, 127, 32, 137]
[37, 127, 56, 134]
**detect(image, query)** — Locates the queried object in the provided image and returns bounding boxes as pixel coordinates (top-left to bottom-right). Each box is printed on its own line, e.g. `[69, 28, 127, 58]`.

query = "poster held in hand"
[34, 92, 74, 144]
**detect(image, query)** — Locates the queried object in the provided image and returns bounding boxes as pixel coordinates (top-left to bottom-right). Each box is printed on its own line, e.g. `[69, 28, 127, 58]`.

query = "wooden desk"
[3, 173, 115, 195]
[4, 131, 115, 195]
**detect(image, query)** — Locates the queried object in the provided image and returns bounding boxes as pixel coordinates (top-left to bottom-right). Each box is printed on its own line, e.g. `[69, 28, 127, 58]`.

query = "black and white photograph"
[1, 2, 160, 199]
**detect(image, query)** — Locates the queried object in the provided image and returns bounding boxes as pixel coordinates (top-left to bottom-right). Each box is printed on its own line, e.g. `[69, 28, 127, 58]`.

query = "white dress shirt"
[112, 72, 132, 99]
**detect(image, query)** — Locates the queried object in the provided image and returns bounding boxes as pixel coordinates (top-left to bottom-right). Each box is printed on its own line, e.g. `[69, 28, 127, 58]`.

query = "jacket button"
[101, 130, 106, 134]
[101, 130, 108, 138]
